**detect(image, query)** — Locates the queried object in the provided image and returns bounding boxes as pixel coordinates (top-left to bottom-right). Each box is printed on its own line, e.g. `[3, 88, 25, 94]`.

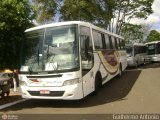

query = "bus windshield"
[20, 25, 79, 73]
[147, 44, 155, 55]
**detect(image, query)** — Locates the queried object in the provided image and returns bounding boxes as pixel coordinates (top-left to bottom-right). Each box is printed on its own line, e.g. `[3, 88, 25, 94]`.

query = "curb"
[0, 99, 29, 110]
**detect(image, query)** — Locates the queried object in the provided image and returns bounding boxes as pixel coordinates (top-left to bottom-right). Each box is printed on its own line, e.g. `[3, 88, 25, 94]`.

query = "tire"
[92, 73, 102, 95]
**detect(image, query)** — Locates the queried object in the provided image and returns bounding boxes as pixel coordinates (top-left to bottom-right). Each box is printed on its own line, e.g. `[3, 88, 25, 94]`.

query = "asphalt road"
[0, 63, 160, 116]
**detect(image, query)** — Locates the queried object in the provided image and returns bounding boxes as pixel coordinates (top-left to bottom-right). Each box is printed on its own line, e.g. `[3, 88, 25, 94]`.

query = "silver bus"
[146, 41, 160, 62]
[126, 43, 148, 67]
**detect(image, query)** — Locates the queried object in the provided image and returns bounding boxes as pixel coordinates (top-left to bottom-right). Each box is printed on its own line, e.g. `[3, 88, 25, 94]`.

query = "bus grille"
[28, 91, 65, 97]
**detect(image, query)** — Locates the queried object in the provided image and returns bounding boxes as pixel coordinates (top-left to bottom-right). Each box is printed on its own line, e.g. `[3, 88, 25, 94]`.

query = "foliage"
[32, 0, 115, 28]
[111, 0, 154, 35]
[32, 0, 57, 24]
[0, 0, 34, 69]
[146, 30, 160, 42]
[121, 23, 153, 43]
[60, 0, 115, 29]
[32, 0, 154, 36]
[121, 23, 144, 43]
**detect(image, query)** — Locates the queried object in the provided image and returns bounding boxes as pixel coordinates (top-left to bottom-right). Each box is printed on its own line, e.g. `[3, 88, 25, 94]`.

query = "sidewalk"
[0, 88, 22, 106]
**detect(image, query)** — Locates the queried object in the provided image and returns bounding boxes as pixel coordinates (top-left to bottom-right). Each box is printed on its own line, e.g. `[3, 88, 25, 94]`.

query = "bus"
[19, 21, 127, 100]
[125, 43, 148, 67]
[146, 41, 160, 62]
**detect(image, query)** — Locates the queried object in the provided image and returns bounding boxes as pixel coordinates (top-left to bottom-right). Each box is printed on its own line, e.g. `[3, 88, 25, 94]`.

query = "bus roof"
[25, 21, 124, 39]
[145, 41, 160, 44]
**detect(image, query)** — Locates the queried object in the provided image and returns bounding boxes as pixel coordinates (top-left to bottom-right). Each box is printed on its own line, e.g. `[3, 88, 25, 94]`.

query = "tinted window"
[105, 34, 111, 49]
[115, 38, 118, 49]
[109, 36, 113, 49]
[93, 30, 103, 50]
[120, 40, 125, 49]
[111, 37, 116, 49]
[117, 39, 121, 49]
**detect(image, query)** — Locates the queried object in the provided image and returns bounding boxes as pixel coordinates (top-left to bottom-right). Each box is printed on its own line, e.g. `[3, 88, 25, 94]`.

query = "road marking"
[0, 99, 29, 110]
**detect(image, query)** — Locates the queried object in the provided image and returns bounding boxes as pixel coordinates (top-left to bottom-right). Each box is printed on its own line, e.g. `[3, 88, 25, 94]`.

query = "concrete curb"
[0, 99, 29, 110]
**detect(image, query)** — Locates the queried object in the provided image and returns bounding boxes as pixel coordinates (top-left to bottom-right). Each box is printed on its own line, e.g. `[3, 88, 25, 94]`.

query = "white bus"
[19, 21, 127, 100]
[126, 43, 148, 67]
[146, 41, 160, 62]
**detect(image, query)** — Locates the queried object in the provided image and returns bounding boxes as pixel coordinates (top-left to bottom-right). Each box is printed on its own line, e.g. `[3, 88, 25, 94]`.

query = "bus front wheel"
[92, 73, 102, 95]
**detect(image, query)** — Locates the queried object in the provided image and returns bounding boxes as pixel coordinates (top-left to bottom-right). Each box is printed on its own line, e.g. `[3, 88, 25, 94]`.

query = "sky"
[130, 0, 160, 32]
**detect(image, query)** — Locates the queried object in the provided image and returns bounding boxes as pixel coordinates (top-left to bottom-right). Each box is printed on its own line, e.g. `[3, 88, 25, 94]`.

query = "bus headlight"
[19, 80, 27, 86]
[63, 79, 80, 86]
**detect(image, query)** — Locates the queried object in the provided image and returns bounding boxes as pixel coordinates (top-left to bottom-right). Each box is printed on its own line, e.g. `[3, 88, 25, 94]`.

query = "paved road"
[1, 63, 160, 115]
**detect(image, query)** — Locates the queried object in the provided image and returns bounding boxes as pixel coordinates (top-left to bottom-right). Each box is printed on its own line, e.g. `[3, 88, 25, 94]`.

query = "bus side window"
[117, 38, 121, 49]
[92, 30, 103, 50]
[101, 33, 106, 49]
[115, 38, 118, 50]
[111, 36, 116, 49]
[120, 40, 125, 49]
[105, 34, 111, 49]
[109, 35, 113, 49]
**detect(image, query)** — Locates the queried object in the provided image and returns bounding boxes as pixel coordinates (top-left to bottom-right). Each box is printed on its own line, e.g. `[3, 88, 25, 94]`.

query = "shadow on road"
[2, 70, 141, 112]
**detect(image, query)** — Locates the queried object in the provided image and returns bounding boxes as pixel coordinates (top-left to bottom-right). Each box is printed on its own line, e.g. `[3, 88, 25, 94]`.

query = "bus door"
[80, 26, 94, 96]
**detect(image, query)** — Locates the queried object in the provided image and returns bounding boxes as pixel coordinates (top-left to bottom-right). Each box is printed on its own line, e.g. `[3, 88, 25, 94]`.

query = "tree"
[60, 0, 115, 29]
[146, 30, 160, 42]
[0, 0, 34, 69]
[32, 0, 57, 24]
[111, 0, 154, 35]
[32, 0, 153, 35]
[121, 23, 153, 43]
[32, 0, 115, 28]
[121, 23, 144, 43]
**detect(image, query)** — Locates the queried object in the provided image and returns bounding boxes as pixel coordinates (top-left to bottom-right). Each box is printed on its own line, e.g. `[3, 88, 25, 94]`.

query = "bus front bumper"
[20, 84, 84, 100]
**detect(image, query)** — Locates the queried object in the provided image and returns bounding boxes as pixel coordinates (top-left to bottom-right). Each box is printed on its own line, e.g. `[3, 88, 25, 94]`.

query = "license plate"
[3, 81, 7, 85]
[40, 90, 50, 94]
